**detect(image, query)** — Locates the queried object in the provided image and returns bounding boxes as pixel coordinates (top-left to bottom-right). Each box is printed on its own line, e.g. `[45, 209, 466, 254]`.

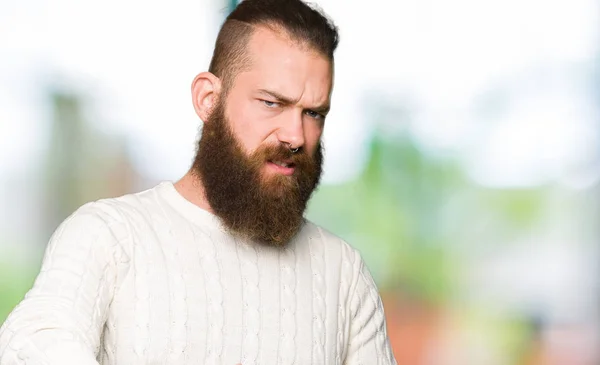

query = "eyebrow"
[257, 89, 330, 114]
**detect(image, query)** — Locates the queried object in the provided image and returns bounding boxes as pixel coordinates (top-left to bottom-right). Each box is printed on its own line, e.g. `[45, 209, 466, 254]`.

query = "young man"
[0, 1, 397, 364]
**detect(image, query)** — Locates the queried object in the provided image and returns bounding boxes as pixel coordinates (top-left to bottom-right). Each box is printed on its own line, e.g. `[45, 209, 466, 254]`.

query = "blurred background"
[1, 0, 599, 363]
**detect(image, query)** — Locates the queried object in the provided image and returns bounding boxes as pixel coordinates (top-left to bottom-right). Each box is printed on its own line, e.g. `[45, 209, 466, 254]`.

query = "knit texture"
[0, 182, 397, 365]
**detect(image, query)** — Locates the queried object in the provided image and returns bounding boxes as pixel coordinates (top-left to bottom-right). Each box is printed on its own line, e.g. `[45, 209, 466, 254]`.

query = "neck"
[174, 170, 214, 214]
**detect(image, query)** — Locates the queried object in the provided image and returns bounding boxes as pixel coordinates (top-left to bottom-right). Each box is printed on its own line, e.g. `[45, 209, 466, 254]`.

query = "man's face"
[193, 27, 333, 246]
[224, 26, 332, 170]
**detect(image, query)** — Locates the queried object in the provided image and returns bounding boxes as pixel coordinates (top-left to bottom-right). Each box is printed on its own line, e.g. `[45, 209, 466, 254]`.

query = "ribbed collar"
[156, 181, 225, 231]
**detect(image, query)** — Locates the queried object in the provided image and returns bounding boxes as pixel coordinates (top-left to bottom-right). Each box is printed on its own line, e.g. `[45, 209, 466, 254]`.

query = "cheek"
[226, 101, 272, 153]
[304, 120, 324, 153]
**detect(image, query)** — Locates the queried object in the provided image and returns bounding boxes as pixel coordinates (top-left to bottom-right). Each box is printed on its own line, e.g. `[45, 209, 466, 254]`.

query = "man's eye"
[262, 100, 279, 108]
[305, 110, 324, 120]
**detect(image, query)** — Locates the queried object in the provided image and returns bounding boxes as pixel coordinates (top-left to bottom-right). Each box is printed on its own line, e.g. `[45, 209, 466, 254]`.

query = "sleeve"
[344, 255, 397, 365]
[0, 203, 127, 365]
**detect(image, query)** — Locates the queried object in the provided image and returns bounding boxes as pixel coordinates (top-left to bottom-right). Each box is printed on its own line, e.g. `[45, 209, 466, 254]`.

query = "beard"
[192, 97, 323, 247]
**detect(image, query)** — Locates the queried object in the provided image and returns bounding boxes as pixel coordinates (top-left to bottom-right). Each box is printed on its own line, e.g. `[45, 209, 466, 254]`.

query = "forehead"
[234, 26, 333, 104]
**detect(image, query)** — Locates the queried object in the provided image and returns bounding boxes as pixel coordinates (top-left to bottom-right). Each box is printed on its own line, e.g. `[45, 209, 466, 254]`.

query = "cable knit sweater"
[0, 182, 396, 365]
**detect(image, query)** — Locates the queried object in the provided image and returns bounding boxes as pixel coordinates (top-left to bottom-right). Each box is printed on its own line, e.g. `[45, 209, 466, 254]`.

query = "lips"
[267, 160, 296, 175]
[270, 160, 294, 168]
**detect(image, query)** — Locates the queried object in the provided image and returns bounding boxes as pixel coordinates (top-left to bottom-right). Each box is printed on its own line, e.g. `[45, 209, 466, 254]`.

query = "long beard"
[192, 99, 323, 246]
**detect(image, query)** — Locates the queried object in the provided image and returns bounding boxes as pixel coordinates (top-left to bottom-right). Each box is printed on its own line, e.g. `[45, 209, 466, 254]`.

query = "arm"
[344, 256, 397, 365]
[0, 203, 127, 365]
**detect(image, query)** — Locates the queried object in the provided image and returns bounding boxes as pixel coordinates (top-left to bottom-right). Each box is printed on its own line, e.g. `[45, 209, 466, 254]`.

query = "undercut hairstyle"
[208, 0, 339, 92]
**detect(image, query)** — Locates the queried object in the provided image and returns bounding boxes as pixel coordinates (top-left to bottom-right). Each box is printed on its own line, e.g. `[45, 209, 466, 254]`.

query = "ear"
[191, 72, 222, 122]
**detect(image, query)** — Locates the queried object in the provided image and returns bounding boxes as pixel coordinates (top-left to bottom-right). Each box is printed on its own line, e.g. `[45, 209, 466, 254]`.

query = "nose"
[275, 111, 305, 150]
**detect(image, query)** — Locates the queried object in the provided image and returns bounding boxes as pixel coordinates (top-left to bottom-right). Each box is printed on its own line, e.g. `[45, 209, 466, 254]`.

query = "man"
[0, 0, 397, 364]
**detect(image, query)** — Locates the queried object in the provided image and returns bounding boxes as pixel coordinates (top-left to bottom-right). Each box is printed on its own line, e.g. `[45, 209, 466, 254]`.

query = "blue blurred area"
[1, 0, 599, 363]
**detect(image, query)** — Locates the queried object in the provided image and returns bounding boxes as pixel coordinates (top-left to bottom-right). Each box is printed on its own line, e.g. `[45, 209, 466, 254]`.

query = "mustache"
[251, 143, 310, 166]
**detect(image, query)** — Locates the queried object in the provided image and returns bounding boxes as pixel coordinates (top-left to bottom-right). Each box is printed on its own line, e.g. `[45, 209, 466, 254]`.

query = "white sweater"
[0, 182, 396, 365]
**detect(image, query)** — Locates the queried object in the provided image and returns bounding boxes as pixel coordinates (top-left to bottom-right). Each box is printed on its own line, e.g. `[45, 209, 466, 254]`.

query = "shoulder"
[71, 183, 167, 226]
[55, 184, 164, 247]
[300, 219, 364, 272]
[92, 184, 163, 220]
[302, 219, 356, 248]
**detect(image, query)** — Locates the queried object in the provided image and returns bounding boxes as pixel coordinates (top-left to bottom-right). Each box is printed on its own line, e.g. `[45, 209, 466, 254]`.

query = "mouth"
[267, 160, 296, 175]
